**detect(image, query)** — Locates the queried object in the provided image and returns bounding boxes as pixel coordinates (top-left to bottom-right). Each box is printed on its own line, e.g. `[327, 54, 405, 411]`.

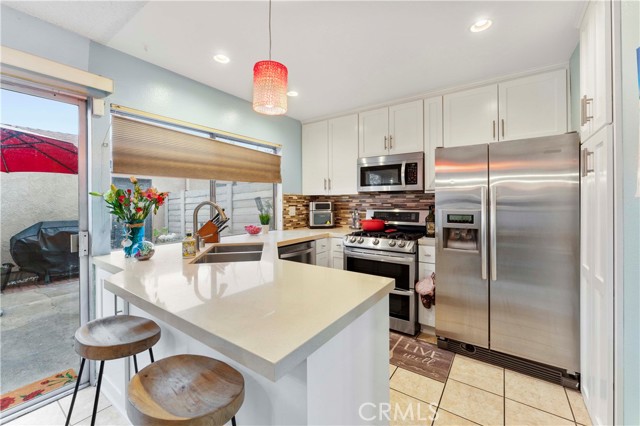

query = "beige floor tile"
[390, 389, 437, 426]
[390, 367, 444, 406]
[504, 370, 574, 421]
[391, 364, 398, 378]
[58, 386, 111, 425]
[433, 408, 480, 426]
[5, 401, 66, 425]
[448, 355, 504, 396]
[505, 399, 574, 426]
[565, 390, 592, 426]
[417, 333, 438, 345]
[440, 379, 504, 426]
[74, 405, 130, 426]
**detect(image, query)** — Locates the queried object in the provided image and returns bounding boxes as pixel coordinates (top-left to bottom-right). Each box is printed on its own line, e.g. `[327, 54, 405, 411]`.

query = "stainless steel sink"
[208, 243, 264, 254]
[192, 243, 264, 264]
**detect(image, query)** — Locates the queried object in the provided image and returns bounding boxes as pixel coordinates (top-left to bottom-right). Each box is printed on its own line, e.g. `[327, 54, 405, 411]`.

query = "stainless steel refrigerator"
[434, 133, 580, 381]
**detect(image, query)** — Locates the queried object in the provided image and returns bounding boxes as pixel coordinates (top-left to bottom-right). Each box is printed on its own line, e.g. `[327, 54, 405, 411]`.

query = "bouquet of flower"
[255, 197, 272, 225]
[90, 176, 168, 223]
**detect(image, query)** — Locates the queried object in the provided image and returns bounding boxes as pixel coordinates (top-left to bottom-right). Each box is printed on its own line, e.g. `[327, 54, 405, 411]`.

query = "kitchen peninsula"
[93, 229, 393, 425]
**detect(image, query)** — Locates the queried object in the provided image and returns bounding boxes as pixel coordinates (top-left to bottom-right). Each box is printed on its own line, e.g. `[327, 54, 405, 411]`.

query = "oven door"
[344, 247, 418, 334]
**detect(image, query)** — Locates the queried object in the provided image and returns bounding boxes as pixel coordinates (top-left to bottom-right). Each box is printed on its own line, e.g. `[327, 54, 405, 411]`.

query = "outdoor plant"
[255, 197, 272, 225]
[90, 176, 168, 223]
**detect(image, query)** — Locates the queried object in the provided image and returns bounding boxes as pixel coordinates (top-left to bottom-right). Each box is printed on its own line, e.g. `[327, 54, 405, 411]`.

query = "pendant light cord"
[268, 0, 272, 60]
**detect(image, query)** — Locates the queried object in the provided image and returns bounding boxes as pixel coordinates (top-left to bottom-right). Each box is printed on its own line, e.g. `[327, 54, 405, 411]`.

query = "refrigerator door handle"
[481, 186, 488, 280]
[490, 185, 497, 281]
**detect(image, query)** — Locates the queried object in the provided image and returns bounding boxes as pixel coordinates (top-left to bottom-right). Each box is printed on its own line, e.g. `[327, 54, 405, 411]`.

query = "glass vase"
[123, 222, 145, 258]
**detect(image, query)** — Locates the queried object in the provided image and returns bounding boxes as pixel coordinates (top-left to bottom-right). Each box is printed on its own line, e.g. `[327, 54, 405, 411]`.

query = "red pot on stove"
[360, 218, 385, 231]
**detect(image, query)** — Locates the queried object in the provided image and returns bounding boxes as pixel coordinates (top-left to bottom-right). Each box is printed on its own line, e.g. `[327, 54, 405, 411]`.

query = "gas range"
[343, 209, 428, 254]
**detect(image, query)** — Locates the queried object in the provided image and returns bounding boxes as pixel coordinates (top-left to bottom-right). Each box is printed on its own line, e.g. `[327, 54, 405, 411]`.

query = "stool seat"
[74, 315, 161, 361]
[127, 354, 245, 426]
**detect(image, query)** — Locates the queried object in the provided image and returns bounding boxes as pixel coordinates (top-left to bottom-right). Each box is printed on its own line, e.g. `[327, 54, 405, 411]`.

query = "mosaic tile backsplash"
[283, 192, 434, 229]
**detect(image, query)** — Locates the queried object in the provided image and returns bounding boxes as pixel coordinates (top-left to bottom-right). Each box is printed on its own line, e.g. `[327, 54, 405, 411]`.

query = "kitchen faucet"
[193, 201, 228, 251]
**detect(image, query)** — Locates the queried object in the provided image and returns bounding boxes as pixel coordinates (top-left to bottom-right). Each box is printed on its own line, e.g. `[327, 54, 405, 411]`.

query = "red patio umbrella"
[1, 125, 78, 174]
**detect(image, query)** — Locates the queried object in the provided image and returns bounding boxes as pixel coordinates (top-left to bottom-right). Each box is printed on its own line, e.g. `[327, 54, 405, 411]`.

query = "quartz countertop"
[93, 227, 393, 381]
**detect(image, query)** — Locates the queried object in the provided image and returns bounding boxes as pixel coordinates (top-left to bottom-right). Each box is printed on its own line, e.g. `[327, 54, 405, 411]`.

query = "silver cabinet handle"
[585, 96, 593, 122]
[582, 148, 594, 176]
[384, 135, 388, 150]
[481, 186, 487, 280]
[501, 119, 505, 138]
[580, 96, 586, 126]
[324, 178, 327, 190]
[492, 121, 496, 140]
[389, 135, 393, 149]
[328, 178, 331, 190]
[490, 185, 497, 281]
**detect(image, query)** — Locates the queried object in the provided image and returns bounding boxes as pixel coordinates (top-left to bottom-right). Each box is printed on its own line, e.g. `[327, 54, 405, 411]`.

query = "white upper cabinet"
[579, 0, 612, 141]
[498, 69, 567, 141]
[328, 114, 359, 195]
[424, 96, 443, 191]
[302, 121, 329, 195]
[443, 69, 567, 147]
[302, 114, 358, 196]
[443, 84, 498, 147]
[359, 100, 423, 157]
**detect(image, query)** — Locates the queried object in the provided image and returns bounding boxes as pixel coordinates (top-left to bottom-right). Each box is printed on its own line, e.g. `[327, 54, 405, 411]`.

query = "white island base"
[103, 294, 390, 425]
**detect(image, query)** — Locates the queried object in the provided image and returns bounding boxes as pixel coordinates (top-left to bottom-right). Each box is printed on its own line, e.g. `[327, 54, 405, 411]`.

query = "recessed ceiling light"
[213, 54, 230, 64]
[470, 19, 492, 33]
[287, 91, 299, 97]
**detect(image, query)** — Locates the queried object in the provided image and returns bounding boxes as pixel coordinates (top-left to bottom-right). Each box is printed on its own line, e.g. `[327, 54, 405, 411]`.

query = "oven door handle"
[390, 288, 413, 297]
[279, 248, 315, 259]
[344, 250, 415, 265]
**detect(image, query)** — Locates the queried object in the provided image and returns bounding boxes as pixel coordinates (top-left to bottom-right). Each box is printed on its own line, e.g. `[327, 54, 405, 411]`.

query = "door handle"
[492, 121, 496, 140]
[324, 178, 327, 190]
[384, 136, 388, 150]
[389, 135, 393, 149]
[580, 96, 586, 126]
[584, 96, 593, 122]
[70, 231, 89, 256]
[328, 178, 331, 191]
[501, 119, 505, 138]
[490, 186, 497, 281]
[582, 148, 594, 176]
[480, 187, 487, 280]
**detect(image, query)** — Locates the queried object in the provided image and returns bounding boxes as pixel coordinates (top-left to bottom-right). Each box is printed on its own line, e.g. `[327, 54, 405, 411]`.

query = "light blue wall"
[1, 6, 302, 255]
[569, 44, 580, 132]
[620, 1, 640, 424]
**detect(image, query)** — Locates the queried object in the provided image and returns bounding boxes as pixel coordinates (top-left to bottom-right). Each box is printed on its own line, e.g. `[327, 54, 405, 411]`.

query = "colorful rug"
[0, 369, 77, 411]
[390, 331, 454, 383]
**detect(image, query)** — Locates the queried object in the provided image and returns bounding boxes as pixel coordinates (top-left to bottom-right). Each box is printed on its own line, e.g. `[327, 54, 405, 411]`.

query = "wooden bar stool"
[66, 315, 161, 426]
[127, 354, 245, 426]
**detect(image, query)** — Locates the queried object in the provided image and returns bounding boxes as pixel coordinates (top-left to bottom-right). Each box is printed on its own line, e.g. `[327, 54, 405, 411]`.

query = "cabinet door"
[498, 69, 567, 141]
[418, 262, 435, 327]
[424, 96, 443, 191]
[443, 84, 498, 147]
[389, 100, 424, 154]
[302, 121, 329, 195]
[580, 125, 614, 426]
[316, 251, 330, 268]
[359, 107, 389, 157]
[580, 0, 612, 140]
[328, 114, 358, 195]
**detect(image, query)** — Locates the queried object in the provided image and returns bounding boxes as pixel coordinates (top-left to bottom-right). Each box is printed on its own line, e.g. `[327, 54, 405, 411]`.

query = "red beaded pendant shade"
[253, 60, 288, 115]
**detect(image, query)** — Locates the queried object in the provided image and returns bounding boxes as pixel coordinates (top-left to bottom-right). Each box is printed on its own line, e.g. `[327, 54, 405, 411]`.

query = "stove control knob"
[349, 236, 357, 243]
[373, 238, 380, 245]
[398, 241, 407, 248]
[388, 240, 397, 247]
[357, 237, 365, 244]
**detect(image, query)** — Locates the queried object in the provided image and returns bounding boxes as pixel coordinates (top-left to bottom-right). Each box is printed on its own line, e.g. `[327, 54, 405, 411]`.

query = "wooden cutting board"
[197, 221, 219, 243]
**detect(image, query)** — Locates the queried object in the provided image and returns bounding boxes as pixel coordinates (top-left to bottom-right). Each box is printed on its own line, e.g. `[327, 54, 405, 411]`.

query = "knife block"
[197, 222, 219, 243]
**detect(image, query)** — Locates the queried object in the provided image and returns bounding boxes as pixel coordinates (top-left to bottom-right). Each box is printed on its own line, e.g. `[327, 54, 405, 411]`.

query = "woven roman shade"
[111, 115, 281, 183]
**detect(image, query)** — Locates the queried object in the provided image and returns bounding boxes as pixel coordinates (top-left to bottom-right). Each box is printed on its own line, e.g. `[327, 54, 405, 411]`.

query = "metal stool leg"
[232, 416, 237, 426]
[149, 347, 155, 363]
[65, 358, 85, 426]
[90, 361, 105, 426]
[133, 354, 139, 374]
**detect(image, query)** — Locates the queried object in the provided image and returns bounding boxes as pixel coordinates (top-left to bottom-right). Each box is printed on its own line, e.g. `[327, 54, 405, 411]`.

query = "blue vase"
[123, 223, 145, 258]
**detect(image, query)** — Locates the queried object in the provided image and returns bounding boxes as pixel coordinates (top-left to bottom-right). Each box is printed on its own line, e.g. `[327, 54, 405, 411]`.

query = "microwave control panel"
[406, 163, 418, 184]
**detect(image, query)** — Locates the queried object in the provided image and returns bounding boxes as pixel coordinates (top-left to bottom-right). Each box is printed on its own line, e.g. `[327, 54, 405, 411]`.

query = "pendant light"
[253, 0, 288, 115]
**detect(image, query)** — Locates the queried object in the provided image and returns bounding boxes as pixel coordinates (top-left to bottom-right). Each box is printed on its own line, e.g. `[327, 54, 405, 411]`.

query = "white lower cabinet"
[330, 237, 344, 270]
[316, 238, 330, 268]
[417, 245, 436, 329]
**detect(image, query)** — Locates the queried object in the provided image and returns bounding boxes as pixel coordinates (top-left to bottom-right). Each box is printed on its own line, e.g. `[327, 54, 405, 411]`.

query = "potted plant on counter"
[255, 197, 272, 234]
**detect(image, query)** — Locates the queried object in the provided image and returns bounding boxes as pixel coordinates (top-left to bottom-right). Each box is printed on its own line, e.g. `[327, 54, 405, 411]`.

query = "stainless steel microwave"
[357, 152, 424, 192]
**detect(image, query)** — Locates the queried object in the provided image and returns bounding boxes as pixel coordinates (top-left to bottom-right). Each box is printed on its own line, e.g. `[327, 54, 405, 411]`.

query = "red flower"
[136, 207, 143, 213]
[1, 396, 15, 410]
[118, 195, 126, 204]
[127, 189, 132, 194]
[40, 380, 50, 385]
[22, 389, 44, 401]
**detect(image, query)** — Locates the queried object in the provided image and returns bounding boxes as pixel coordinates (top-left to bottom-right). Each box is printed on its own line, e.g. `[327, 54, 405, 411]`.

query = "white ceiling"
[5, 1, 584, 122]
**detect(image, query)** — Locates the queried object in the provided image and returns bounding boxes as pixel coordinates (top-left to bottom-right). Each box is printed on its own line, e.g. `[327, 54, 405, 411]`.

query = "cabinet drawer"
[331, 237, 344, 253]
[418, 246, 435, 263]
[316, 238, 330, 254]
